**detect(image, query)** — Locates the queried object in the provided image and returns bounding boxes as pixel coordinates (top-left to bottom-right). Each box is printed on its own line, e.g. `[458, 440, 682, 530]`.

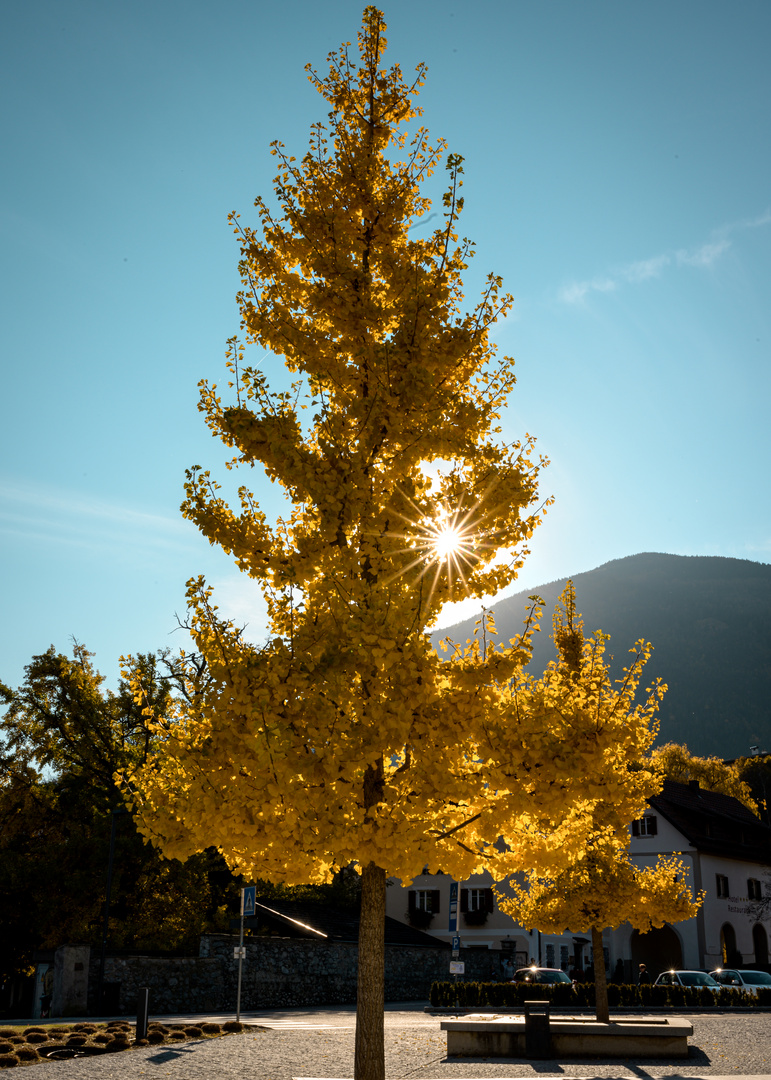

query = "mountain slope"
[435, 553, 771, 758]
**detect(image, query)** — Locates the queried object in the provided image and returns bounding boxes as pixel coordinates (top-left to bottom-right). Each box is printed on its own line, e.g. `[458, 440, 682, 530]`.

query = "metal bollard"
[136, 987, 150, 1041]
[523, 999, 551, 1059]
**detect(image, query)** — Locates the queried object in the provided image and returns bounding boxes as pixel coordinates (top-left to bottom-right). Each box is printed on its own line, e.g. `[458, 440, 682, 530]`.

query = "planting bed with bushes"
[0, 1019, 246, 1068]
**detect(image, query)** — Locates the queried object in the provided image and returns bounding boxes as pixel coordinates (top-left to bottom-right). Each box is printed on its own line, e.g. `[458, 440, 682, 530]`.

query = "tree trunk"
[592, 925, 609, 1024]
[355, 861, 386, 1080]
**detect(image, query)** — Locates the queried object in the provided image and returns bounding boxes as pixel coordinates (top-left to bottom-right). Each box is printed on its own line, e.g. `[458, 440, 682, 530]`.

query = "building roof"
[649, 779, 771, 863]
[230, 897, 450, 948]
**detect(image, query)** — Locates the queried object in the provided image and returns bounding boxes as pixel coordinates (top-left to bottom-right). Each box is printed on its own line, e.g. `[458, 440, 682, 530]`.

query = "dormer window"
[632, 815, 658, 837]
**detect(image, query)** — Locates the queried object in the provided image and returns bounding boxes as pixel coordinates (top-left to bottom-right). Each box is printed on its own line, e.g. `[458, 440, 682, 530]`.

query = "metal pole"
[136, 987, 150, 1040]
[236, 889, 245, 1022]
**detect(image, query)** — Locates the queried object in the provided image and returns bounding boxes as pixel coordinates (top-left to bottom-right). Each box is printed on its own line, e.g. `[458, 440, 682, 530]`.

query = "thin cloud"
[0, 479, 194, 554]
[559, 209, 770, 305]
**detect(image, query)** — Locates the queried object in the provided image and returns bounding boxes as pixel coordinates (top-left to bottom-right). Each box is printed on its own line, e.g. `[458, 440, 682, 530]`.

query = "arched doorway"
[630, 925, 682, 977]
[721, 923, 741, 966]
[753, 924, 769, 968]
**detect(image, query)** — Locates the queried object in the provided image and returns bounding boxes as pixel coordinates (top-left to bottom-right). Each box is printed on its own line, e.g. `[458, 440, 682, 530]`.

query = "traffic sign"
[449, 961, 465, 975]
[242, 885, 256, 916]
[233, 946, 246, 959]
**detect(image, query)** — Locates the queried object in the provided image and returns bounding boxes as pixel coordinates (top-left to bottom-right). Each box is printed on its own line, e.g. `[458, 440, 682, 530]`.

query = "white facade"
[386, 781, 771, 980]
[385, 869, 607, 978]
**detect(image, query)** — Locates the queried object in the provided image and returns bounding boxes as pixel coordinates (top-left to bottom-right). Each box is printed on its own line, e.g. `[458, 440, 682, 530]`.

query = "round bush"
[24, 1033, 49, 1044]
[201, 1023, 221, 1035]
[15, 1047, 39, 1063]
[147, 1031, 166, 1044]
[21, 1028, 45, 1037]
[73, 1024, 97, 1033]
[183, 1026, 203, 1038]
[93, 1033, 113, 1044]
[66, 1035, 88, 1046]
[223, 1020, 243, 1032]
[0, 1054, 18, 1069]
[0, 1032, 15, 1040]
[6, 1040, 24, 1046]
[167, 1033, 186, 1042]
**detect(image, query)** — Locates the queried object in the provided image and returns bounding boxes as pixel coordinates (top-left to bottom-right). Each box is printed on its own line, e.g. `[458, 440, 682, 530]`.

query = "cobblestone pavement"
[38, 1007, 771, 1079]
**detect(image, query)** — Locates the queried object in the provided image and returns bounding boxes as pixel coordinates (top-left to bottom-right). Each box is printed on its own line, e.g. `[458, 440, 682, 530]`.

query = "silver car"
[710, 968, 771, 996]
[654, 969, 720, 991]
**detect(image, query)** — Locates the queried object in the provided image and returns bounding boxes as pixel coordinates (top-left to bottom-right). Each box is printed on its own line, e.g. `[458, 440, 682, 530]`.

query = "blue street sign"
[448, 882, 458, 932]
[452, 934, 461, 952]
[242, 885, 256, 917]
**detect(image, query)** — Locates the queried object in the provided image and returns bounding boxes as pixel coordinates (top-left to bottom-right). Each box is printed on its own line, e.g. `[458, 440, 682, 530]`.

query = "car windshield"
[739, 971, 771, 986]
[679, 972, 718, 986]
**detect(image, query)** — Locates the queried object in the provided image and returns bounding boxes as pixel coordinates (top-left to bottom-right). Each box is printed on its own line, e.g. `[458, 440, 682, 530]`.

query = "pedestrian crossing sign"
[242, 885, 256, 916]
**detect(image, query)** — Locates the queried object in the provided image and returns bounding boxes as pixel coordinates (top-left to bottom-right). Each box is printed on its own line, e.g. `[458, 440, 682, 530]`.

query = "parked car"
[654, 970, 720, 991]
[511, 966, 573, 985]
[709, 968, 771, 995]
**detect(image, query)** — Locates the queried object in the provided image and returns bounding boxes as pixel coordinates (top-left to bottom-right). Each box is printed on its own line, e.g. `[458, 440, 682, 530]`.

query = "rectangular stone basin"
[441, 1013, 694, 1059]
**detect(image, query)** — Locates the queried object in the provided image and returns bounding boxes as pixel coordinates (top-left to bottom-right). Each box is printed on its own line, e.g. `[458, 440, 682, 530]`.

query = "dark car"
[512, 966, 573, 985]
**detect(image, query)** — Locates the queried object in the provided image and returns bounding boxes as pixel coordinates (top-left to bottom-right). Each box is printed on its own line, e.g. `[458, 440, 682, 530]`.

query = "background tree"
[0, 645, 241, 1001]
[498, 586, 701, 1023]
[651, 742, 758, 813]
[126, 15, 687, 1075]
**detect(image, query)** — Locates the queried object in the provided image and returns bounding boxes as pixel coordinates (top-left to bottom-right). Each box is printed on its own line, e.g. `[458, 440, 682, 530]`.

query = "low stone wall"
[88, 955, 224, 1015]
[202, 934, 490, 1008]
[84, 936, 492, 1014]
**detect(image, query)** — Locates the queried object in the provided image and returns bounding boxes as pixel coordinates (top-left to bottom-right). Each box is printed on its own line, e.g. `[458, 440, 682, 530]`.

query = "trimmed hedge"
[429, 980, 768, 1008]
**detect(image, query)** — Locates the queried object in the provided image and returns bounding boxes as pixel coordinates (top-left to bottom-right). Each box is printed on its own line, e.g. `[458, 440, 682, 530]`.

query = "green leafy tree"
[0, 646, 240, 988]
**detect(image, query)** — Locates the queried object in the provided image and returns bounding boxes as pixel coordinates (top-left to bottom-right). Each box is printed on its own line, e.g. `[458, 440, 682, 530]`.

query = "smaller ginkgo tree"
[496, 584, 701, 1023]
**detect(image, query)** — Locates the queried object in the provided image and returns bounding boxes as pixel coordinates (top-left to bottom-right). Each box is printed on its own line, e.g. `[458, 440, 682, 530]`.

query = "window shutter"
[632, 820, 640, 837]
[485, 887, 494, 912]
[647, 816, 657, 836]
[408, 891, 416, 913]
[431, 890, 441, 913]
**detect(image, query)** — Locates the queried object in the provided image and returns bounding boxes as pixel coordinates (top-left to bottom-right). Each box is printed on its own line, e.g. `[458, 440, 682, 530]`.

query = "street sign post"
[448, 882, 458, 932]
[237, 886, 256, 1020]
[452, 933, 461, 958]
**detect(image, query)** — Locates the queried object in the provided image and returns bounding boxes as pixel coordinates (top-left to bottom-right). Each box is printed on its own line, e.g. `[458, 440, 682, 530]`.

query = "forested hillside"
[437, 554, 771, 758]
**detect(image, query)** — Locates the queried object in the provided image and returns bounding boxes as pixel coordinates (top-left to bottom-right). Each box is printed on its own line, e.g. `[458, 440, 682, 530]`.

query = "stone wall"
[87, 954, 224, 1015]
[85, 936, 493, 1015]
[200, 935, 493, 1009]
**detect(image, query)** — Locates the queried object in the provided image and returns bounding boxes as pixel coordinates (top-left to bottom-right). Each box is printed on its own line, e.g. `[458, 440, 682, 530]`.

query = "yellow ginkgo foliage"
[497, 585, 701, 1023]
[125, 12, 675, 1080]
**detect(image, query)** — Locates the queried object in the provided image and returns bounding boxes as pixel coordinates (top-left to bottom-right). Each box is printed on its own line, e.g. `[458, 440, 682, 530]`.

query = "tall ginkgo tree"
[127, 13, 667, 1079]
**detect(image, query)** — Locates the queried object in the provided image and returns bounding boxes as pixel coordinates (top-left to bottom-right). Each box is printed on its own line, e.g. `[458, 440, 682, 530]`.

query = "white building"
[385, 779, 771, 979]
[611, 778, 771, 976]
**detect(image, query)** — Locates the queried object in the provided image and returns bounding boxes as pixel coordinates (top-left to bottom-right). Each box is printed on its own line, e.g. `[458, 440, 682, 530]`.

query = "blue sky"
[2, 0, 769, 692]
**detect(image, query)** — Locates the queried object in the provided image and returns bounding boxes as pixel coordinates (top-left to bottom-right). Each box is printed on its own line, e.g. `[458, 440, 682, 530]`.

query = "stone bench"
[441, 1012, 694, 1058]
